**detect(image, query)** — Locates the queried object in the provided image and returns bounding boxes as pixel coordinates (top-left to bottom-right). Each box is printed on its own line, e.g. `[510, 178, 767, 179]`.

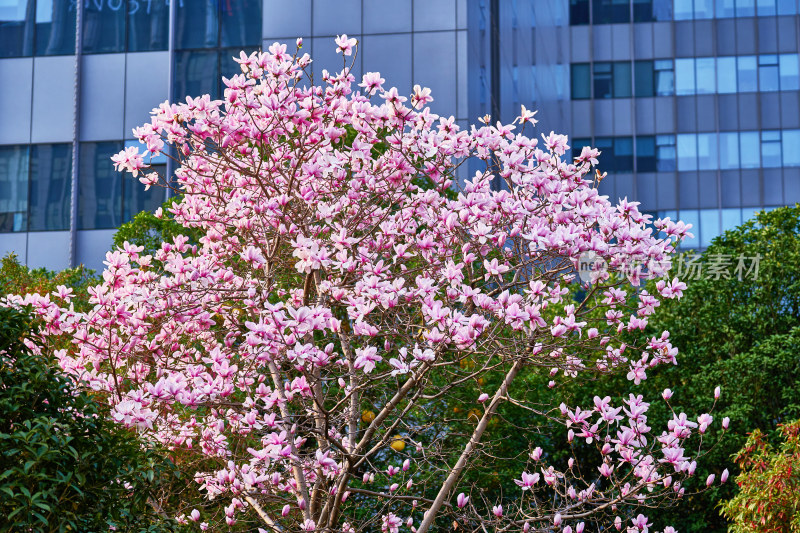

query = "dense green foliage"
[112, 195, 202, 258]
[721, 419, 800, 532]
[0, 306, 186, 532]
[0, 253, 97, 312]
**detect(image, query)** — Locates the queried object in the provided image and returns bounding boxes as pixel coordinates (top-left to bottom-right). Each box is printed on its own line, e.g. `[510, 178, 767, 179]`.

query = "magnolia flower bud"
[721, 469, 729, 483]
[456, 493, 468, 508]
[706, 474, 715, 486]
[553, 513, 562, 526]
[662, 388, 673, 400]
[281, 505, 290, 517]
[577, 522, 585, 533]
[714, 386, 721, 399]
[722, 417, 730, 429]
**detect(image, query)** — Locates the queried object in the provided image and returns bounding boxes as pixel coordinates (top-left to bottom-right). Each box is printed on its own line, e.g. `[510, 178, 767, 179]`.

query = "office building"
[0, 0, 795, 270]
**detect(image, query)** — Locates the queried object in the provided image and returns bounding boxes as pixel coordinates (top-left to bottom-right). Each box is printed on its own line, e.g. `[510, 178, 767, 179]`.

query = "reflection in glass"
[720, 132, 740, 169]
[739, 131, 760, 168]
[220, 0, 260, 47]
[737, 56, 757, 92]
[779, 54, 799, 91]
[783, 130, 800, 166]
[656, 135, 676, 171]
[29, 144, 71, 231]
[758, 55, 779, 92]
[174, 50, 219, 101]
[0, 0, 34, 57]
[0, 145, 29, 233]
[675, 58, 695, 96]
[677, 134, 698, 171]
[82, 0, 126, 54]
[697, 133, 718, 170]
[35, 0, 75, 55]
[128, 0, 168, 52]
[594, 62, 612, 99]
[761, 130, 782, 168]
[655, 60, 674, 95]
[695, 57, 716, 94]
[79, 141, 123, 230]
[633, 0, 653, 21]
[177, 0, 219, 49]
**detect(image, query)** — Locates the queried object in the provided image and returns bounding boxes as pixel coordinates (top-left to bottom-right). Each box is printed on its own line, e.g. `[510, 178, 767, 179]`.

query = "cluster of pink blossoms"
[6, 39, 727, 532]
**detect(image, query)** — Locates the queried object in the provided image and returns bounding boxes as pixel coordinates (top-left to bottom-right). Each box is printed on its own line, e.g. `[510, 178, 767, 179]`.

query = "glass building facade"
[0, 0, 795, 269]
[469, 0, 800, 251]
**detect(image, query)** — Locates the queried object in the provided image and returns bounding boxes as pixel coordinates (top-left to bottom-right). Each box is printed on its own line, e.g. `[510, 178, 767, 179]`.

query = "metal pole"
[68, 0, 84, 268]
[165, 0, 177, 199]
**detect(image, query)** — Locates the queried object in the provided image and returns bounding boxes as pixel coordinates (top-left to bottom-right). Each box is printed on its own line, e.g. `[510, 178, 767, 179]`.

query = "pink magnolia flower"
[335, 34, 357, 55]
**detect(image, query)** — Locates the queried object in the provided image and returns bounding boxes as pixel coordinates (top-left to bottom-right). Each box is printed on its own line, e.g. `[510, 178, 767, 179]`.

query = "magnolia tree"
[8, 37, 729, 532]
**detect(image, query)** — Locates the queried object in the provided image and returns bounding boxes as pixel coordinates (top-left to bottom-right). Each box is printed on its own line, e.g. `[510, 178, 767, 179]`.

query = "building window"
[634, 59, 674, 97]
[761, 130, 782, 168]
[720, 132, 739, 169]
[174, 50, 220, 101]
[783, 130, 800, 167]
[0, 145, 29, 233]
[593, 0, 630, 23]
[127, 0, 169, 52]
[589, 61, 632, 99]
[738, 56, 758, 92]
[675, 58, 695, 96]
[677, 134, 697, 171]
[636, 136, 656, 172]
[82, 0, 126, 53]
[571, 63, 591, 99]
[35, 0, 76, 56]
[697, 132, 718, 170]
[595, 137, 634, 172]
[656, 135, 677, 171]
[759, 55, 780, 92]
[717, 57, 737, 93]
[79, 141, 123, 230]
[177, 0, 261, 50]
[739, 131, 760, 169]
[29, 143, 71, 231]
[0, 0, 34, 58]
[570, 0, 590, 24]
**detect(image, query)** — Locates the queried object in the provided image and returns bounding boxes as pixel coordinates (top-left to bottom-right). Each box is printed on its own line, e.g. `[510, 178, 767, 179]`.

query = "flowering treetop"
[8, 38, 724, 532]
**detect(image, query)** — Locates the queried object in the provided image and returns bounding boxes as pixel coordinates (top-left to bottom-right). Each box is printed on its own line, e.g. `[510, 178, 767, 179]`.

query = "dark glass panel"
[613, 62, 631, 98]
[35, 0, 76, 55]
[0, 145, 29, 232]
[220, 0, 260, 47]
[634, 60, 654, 97]
[174, 49, 220, 101]
[569, 0, 590, 24]
[636, 136, 657, 172]
[123, 163, 164, 222]
[570, 63, 591, 99]
[594, 62, 612, 99]
[615, 137, 633, 172]
[177, 0, 219, 49]
[29, 143, 71, 231]
[82, 0, 126, 54]
[0, 0, 34, 57]
[79, 141, 123, 230]
[127, 0, 169, 52]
